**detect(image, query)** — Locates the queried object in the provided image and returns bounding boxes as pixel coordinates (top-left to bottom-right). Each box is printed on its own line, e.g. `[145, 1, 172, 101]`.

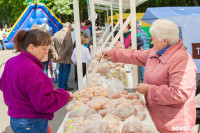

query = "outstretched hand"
[97, 49, 111, 60]
[68, 92, 78, 101]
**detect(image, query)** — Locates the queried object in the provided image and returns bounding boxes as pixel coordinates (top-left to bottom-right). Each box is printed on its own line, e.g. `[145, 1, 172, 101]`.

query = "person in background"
[71, 24, 83, 48]
[83, 34, 90, 51]
[113, 19, 144, 50]
[71, 36, 91, 84]
[71, 24, 75, 47]
[2, 25, 8, 33]
[0, 29, 74, 133]
[122, 19, 144, 50]
[101, 19, 196, 133]
[0, 28, 7, 50]
[120, 19, 144, 82]
[82, 20, 92, 44]
[136, 20, 150, 82]
[52, 22, 74, 91]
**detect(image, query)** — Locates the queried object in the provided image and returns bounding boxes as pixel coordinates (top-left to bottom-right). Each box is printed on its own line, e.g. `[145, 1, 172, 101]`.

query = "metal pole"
[111, 4, 113, 39]
[90, 0, 97, 55]
[73, 0, 83, 90]
[130, 0, 138, 86]
[107, 9, 109, 26]
[98, 20, 121, 54]
[108, 15, 131, 50]
[97, 23, 111, 45]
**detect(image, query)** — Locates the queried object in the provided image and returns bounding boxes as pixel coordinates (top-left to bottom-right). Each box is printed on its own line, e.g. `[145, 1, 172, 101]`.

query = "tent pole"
[119, 0, 123, 45]
[91, 0, 97, 56]
[108, 15, 131, 50]
[130, 0, 138, 86]
[98, 19, 120, 54]
[111, 4, 113, 39]
[73, 0, 83, 90]
[107, 9, 109, 26]
[97, 23, 111, 45]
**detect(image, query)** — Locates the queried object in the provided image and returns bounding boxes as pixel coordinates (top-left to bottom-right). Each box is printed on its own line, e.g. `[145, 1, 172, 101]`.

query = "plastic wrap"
[68, 106, 90, 118]
[131, 99, 145, 106]
[103, 99, 120, 109]
[83, 114, 102, 126]
[103, 115, 121, 128]
[83, 120, 111, 133]
[136, 112, 146, 121]
[112, 103, 136, 120]
[142, 124, 158, 133]
[127, 93, 140, 100]
[66, 101, 85, 112]
[121, 116, 143, 133]
[65, 116, 84, 126]
[88, 98, 107, 110]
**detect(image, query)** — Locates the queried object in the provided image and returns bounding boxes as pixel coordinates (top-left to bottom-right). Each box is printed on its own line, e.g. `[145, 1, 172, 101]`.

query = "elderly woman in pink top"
[101, 19, 196, 133]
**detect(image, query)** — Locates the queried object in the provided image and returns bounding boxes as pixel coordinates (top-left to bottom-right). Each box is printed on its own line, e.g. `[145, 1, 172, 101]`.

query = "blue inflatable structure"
[4, 3, 63, 49]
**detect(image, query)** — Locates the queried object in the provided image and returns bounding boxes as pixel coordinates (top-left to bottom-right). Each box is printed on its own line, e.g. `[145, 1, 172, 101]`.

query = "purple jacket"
[0, 51, 70, 120]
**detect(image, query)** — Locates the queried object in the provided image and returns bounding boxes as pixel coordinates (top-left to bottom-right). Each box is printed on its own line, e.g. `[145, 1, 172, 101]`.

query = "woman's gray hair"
[149, 19, 179, 45]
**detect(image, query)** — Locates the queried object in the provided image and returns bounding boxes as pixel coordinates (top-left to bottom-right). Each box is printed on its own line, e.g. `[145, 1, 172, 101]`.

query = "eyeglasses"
[149, 37, 152, 41]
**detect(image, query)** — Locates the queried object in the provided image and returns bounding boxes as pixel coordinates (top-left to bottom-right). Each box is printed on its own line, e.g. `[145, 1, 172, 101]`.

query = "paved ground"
[0, 50, 200, 133]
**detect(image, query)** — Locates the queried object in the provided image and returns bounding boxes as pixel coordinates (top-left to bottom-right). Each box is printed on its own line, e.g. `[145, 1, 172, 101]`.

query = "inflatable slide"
[4, 2, 63, 49]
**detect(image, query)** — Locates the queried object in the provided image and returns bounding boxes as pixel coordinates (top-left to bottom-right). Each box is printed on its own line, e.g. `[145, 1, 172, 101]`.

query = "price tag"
[68, 126, 72, 129]
[67, 120, 72, 123]
[77, 96, 82, 99]
[75, 107, 80, 110]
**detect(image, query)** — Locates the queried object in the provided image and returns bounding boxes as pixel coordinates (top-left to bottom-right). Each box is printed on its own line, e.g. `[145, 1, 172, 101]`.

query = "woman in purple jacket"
[0, 29, 73, 133]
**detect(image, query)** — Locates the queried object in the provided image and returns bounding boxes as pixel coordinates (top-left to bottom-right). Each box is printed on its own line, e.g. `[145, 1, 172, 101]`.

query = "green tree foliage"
[0, 0, 199, 28]
[51, 0, 73, 21]
[0, 0, 26, 27]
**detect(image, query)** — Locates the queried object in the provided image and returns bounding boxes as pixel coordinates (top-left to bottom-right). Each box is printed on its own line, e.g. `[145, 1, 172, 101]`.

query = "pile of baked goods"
[64, 86, 157, 133]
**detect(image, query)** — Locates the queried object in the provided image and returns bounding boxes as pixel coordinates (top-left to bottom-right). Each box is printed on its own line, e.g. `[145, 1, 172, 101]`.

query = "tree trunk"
[193, 0, 200, 6]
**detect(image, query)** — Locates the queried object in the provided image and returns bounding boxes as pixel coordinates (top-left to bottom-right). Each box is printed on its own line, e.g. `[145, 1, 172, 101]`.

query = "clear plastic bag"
[103, 115, 121, 128]
[121, 116, 143, 133]
[68, 106, 90, 118]
[142, 124, 158, 133]
[112, 103, 136, 120]
[66, 101, 85, 112]
[83, 114, 102, 126]
[87, 98, 107, 110]
[83, 120, 111, 133]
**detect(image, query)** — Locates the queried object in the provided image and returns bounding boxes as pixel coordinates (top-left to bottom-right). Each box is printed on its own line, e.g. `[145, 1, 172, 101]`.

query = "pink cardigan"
[111, 41, 196, 133]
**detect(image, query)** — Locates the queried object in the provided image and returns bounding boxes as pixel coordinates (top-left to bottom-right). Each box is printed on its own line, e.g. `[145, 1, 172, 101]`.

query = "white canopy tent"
[73, 0, 147, 89]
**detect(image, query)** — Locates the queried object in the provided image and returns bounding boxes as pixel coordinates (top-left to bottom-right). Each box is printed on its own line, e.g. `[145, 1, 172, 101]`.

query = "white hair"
[149, 19, 179, 45]
[63, 22, 72, 29]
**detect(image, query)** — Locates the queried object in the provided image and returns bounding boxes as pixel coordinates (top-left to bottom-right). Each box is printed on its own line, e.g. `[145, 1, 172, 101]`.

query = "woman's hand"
[134, 83, 149, 95]
[101, 49, 111, 59]
[68, 92, 78, 101]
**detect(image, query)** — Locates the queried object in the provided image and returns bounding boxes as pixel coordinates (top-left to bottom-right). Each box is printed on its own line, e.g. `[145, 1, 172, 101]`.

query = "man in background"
[52, 22, 74, 91]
